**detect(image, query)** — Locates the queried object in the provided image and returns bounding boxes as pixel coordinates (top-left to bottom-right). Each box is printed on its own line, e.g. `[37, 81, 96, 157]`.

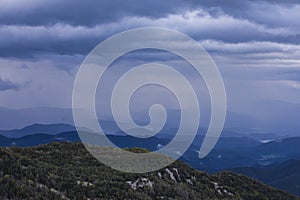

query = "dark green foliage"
[0, 142, 298, 200]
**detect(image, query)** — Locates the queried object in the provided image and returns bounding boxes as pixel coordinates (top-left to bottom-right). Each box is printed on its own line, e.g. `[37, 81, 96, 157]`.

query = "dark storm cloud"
[0, 13, 299, 58]
[0, 0, 189, 26]
[0, 0, 299, 58]
[1, 0, 298, 28]
[0, 78, 21, 91]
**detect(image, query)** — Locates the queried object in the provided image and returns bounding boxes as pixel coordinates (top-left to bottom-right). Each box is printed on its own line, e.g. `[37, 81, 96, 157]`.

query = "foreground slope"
[0, 142, 298, 200]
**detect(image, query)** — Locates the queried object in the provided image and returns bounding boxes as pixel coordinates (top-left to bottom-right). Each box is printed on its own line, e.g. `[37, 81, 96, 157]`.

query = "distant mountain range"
[230, 159, 300, 196]
[1, 102, 300, 136]
[184, 137, 300, 172]
[0, 122, 283, 140]
[0, 124, 296, 170]
[0, 123, 75, 138]
[0, 142, 298, 199]
[0, 107, 74, 130]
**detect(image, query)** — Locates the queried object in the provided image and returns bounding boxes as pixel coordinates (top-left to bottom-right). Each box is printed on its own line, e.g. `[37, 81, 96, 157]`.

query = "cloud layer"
[1, 5, 300, 58]
[0, 0, 299, 133]
[0, 78, 20, 91]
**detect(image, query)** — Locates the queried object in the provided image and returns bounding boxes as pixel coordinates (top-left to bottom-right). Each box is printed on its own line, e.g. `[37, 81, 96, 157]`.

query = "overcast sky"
[0, 0, 300, 132]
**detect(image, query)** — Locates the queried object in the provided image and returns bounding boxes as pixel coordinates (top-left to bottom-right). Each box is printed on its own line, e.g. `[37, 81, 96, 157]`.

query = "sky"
[0, 0, 300, 133]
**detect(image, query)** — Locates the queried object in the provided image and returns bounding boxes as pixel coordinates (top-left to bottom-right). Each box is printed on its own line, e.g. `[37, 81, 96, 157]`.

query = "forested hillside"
[0, 142, 298, 200]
